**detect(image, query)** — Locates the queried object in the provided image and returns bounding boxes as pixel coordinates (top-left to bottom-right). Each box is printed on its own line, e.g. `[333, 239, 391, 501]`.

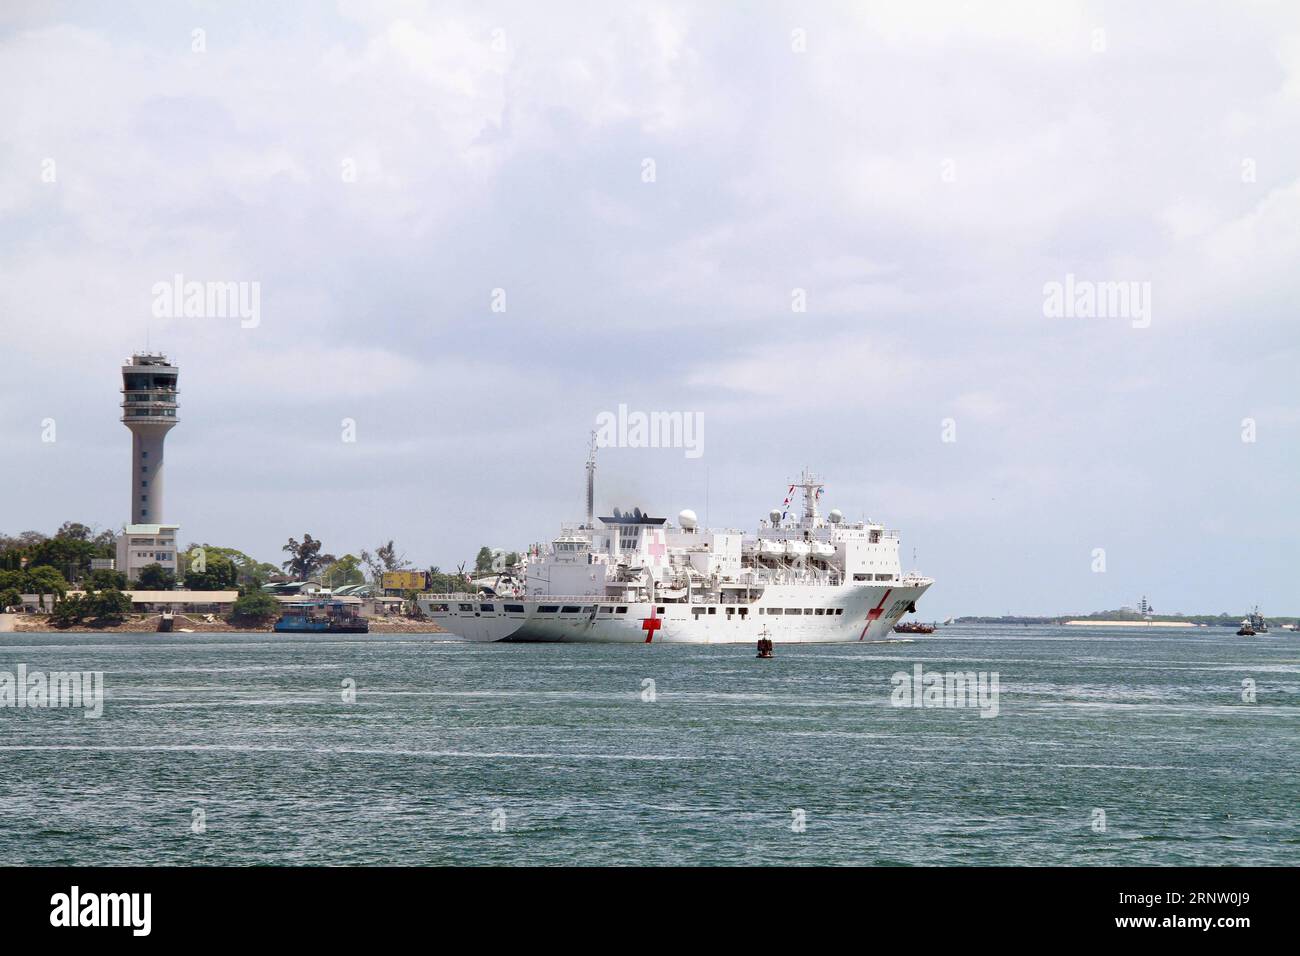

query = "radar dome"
[828, 508, 843, 524]
[678, 509, 698, 530]
[769, 509, 783, 524]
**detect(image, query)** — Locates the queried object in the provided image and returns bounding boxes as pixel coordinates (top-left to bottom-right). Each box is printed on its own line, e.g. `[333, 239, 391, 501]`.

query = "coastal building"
[117, 353, 182, 584]
[118, 590, 237, 613]
[115, 523, 181, 583]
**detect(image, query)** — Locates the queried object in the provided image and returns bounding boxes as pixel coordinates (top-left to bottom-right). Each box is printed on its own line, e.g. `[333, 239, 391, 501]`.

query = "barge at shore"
[273, 601, 369, 634]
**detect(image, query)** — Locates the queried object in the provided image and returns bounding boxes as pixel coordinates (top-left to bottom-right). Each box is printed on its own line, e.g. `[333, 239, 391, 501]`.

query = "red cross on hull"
[859, 589, 893, 641]
[642, 615, 662, 643]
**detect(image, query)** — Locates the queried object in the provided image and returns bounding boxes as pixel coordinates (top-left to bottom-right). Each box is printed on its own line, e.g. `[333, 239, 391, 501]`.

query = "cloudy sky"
[2, 0, 1297, 617]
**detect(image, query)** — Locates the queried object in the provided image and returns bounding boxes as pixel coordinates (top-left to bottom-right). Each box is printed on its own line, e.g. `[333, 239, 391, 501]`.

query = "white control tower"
[121, 353, 179, 523]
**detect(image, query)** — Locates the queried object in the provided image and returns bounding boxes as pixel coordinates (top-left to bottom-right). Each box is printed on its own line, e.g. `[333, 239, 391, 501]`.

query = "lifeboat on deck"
[785, 541, 811, 559]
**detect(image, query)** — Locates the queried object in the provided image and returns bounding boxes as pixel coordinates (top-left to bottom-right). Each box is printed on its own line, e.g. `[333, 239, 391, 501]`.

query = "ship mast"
[585, 430, 597, 529]
[795, 467, 824, 528]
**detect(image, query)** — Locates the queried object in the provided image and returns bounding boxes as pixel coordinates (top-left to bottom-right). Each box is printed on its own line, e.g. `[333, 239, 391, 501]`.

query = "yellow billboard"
[381, 571, 428, 591]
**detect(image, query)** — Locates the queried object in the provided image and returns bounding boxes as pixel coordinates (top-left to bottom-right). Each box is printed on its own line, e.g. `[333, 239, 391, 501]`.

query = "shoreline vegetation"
[1, 523, 510, 636]
[4, 612, 443, 634]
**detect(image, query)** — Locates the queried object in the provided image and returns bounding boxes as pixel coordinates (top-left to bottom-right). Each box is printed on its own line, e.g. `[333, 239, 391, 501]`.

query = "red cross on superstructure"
[859, 589, 892, 641]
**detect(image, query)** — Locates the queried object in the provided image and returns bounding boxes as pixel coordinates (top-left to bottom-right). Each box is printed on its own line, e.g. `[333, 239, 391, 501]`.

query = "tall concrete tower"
[121, 353, 179, 524]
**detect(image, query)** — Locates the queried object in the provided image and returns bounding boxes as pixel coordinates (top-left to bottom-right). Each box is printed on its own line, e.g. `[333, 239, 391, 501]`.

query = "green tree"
[322, 554, 366, 587]
[55, 521, 93, 541]
[135, 563, 176, 590]
[89, 589, 133, 623]
[183, 551, 238, 591]
[236, 558, 280, 592]
[28, 536, 100, 583]
[26, 566, 69, 609]
[281, 534, 335, 580]
[425, 565, 471, 594]
[50, 594, 87, 628]
[230, 591, 280, 623]
[474, 546, 494, 573]
[87, 568, 128, 591]
[0, 587, 21, 610]
[187, 544, 277, 592]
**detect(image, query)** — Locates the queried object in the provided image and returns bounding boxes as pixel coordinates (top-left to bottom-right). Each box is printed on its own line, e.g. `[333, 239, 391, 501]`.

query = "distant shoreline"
[1061, 619, 1198, 628]
[0, 613, 442, 635]
[957, 612, 1296, 627]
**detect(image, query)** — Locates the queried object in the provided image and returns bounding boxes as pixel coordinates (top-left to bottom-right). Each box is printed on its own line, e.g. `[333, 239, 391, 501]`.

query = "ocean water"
[0, 625, 1296, 866]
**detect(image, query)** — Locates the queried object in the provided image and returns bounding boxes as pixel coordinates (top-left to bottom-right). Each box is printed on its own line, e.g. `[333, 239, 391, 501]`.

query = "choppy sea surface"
[0, 625, 1296, 866]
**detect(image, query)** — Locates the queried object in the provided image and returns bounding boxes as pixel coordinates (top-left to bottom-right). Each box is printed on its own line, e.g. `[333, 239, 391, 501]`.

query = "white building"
[115, 523, 181, 583]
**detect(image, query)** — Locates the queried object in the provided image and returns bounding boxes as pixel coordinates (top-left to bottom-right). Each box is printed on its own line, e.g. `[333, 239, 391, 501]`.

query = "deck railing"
[419, 594, 622, 604]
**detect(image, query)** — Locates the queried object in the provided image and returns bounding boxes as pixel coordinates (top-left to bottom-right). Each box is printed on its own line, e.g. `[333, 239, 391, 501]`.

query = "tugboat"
[756, 626, 775, 658]
[274, 600, 370, 634]
[893, 621, 936, 635]
[1237, 607, 1268, 636]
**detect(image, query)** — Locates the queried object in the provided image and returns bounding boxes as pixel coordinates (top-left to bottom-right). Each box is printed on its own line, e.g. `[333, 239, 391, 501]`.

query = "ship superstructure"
[417, 460, 933, 644]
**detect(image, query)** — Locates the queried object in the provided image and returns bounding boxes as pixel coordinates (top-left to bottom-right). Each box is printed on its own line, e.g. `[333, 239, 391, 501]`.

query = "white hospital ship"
[417, 457, 932, 644]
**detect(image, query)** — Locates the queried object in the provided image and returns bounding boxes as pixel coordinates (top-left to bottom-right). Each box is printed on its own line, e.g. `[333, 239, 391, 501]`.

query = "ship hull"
[419, 581, 931, 644]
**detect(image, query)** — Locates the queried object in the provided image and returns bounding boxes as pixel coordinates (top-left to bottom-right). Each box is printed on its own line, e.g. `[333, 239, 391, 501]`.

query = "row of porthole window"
[430, 603, 640, 615]
[760, 608, 845, 616]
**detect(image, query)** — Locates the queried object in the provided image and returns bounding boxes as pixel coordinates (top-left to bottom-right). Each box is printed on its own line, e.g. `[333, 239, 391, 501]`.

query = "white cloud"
[1, 1, 1298, 615]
